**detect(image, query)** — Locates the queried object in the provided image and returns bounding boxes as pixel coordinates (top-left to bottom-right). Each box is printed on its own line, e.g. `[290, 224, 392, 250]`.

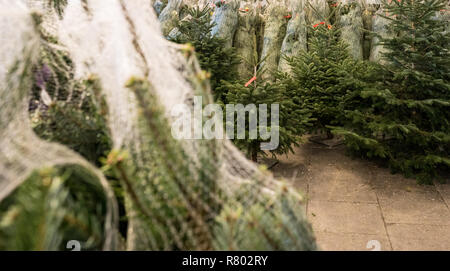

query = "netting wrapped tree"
[0, 0, 317, 251]
[260, 1, 288, 80]
[337, 0, 364, 60]
[210, 0, 240, 48]
[442, 2, 450, 33]
[305, 0, 330, 24]
[159, 0, 183, 36]
[368, 0, 392, 63]
[234, 2, 259, 80]
[0, 1, 119, 250]
[279, 0, 308, 73]
[360, 0, 377, 59]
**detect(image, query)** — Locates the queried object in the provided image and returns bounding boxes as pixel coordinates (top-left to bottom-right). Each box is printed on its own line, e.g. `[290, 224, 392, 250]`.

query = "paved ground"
[264, 140, 450, 251]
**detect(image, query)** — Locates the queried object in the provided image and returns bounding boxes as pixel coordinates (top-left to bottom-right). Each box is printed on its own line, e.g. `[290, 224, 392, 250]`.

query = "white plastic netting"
[0, 0, 119, 250]
[0, 0, 316, 250]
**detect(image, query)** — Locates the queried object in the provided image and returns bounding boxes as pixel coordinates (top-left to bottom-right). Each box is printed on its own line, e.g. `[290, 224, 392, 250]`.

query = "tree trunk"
[251, 149, 258, 162]
[249, 144, 258, 163]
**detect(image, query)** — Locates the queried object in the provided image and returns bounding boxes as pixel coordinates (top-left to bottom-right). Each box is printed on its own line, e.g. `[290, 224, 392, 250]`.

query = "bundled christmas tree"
[169, 5, 240, 101]
[28, 16, 113, 166]
[332, 0, 450, 183]
[0, 166, 110, 250]
[0, 1, 317, 251]
[0, 15, 123, 250]
[283, 21, 366, 138]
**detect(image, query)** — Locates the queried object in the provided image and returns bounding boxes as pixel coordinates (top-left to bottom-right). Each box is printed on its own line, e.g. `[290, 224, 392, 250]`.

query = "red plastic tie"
[245, 76, 257, 87]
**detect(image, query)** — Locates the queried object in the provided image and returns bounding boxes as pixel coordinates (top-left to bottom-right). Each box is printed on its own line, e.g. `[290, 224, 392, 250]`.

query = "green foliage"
[283, 23, 360, 137]
[213, 187, 317, 251]
[332, 0, 450, 183]
[31, 78, 112, 166]
[30, 29, 112, 166]
[0, 167, 108, 251]
[100, 78, 316, 251]
[23, 24, 119, 243]
[169, 5, 240, 100]
[100, 78, 222, 250]
[223, 67, 312, 162]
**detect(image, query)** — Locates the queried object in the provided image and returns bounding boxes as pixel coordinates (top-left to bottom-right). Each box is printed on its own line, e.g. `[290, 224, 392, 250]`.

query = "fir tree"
[283, 21, 361, 138]
[169, 6, 240, 101]
[0, 167, 109, 251]
[30, 28, 112, 167]
[31, 77, 112, 167]
[332, 0, 450, 183]
[223, 67, 312, 162]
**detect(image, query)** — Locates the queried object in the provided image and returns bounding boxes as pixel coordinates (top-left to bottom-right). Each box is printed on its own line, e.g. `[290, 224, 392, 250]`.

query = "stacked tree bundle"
[233, 1, 259, 79]
[259, 1, 289, 80]
[337, 0, 364, 59]
[157, 0, 400, 80]
[278, 0, 307, 73]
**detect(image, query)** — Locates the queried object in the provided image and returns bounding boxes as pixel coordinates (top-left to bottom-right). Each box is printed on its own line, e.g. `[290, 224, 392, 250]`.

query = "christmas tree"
[223, 66, 312, 162]
[7, 17, 125, 249]
[29, 21, 112, 167]
[283, 21, 361, 138]
[0, 166, 110, 250]
[332, 0, 450, 183]
[169, 5, 240, 101]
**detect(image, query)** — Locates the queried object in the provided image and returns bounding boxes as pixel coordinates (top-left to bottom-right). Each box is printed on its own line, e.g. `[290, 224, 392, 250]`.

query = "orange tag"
[245, 76, 257, 87]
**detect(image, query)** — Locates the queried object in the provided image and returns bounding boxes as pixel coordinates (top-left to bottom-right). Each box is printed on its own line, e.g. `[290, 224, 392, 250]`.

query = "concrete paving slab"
[267, 139, 450, 250]
[387, 224, 450, 251]
[435, 183, 450, 208]
[263, 149, 310, 195]
[308, 168, 377, 203]
[296, 143, 378, 203]
[373, 171, 450, 225]
[314, 231, 392, 251]
[308, 200, 386, 235]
